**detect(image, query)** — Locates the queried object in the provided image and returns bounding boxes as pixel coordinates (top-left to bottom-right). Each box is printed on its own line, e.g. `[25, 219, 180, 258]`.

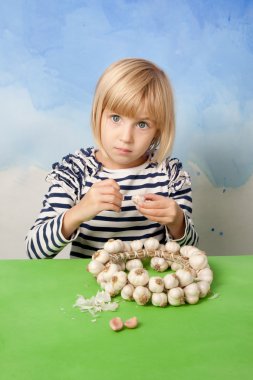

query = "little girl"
[26, 58, 198, 259]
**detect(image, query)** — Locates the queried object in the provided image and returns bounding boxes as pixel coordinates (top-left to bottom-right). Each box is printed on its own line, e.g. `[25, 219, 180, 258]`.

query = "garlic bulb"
[175, 269, 194, 287]
[180, 245, 201, 258]
[92, 249, 110, 264]
[197, 268, 213, 284]
[144, 237, 160, 251]
[121, 284, 135, 301]
[163, 273, 179, 289]
[126, 259, 143, 271]
[167, 287, 185, 306]
[197, 281, 210, 298]
[152, 292, 168, 307]
[184, 283, 200, 304]
[165, 241, 180, 253]
[117, 262, 126, 271]
[110, 271, 127, 292]
[150, 257, 169, 272]
[148, 277, 164, 293]
[104, 239, 123, 254]
[171, 262, 183, 271]
[130, 239, 143, 251]
[101, 263, 119, 282]
[128, 268, 149, 287]
[133, 286, 151, 305]
[189, 253, 208, 271]
[87, 260, 104, 277]
[122, 242, 131, 252]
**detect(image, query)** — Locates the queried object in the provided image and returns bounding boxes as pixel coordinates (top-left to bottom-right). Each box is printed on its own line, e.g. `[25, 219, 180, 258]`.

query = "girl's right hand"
[76, 178, 123, 221]
[62, 179, 122, 239]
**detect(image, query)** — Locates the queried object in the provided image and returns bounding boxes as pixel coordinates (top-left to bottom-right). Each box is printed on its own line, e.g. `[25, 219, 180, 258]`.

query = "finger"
[99, 194, 122, 207]
[99, 187, 123, 202]
[95, 178, 120, 191]
[137, 206, 165, 217]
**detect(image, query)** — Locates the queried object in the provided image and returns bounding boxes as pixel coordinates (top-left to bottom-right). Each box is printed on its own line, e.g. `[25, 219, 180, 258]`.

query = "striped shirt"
[26, 147, 198, 259]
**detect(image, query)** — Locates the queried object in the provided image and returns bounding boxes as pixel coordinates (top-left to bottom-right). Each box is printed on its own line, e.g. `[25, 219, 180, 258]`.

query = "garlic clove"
[124, 317, 138, 329]
[109, 317, 124, 331]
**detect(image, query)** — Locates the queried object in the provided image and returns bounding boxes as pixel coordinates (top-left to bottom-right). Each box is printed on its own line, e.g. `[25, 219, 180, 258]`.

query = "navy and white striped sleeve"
[25, 154, 84, 259]
[166, 158, 199, 246]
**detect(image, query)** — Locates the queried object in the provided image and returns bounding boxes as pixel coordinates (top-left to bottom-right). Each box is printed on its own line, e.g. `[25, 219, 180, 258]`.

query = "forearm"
[166, 212, 199, 246]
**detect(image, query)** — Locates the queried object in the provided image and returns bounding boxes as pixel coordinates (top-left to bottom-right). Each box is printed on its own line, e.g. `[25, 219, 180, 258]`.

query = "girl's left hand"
[136, 193, 185, 240]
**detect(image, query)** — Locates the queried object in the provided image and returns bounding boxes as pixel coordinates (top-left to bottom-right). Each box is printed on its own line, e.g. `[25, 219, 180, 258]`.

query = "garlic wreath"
[88, 238, 214, 308]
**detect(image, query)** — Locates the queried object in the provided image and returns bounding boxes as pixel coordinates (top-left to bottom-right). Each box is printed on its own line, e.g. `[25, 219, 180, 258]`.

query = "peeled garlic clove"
[109, 317, 124, 331]
[121, 284, 135, 300]
[165, 241, 180, 253]
[163, 273, 179, 289]
[189, 253, 208, 271]
[167, 287, 185, 306]
[144, 237, 160, 251]
[151, 292, 168, 307]
[126, 259, 143, 271]
[197, 280, 211, 298]
[133, 286, 151, 305]
[87, 260, 104, 277]
[175, 269, 194, 287]
[148, 276, 165, 293]
[124, 317, 138, 329]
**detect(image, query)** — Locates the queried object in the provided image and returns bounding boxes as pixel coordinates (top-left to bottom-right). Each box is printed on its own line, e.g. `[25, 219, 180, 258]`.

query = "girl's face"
[96, 108, 158, 169]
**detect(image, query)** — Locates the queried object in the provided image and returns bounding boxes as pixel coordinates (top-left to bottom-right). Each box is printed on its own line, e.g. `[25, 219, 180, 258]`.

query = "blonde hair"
[91, 58, 175, 164]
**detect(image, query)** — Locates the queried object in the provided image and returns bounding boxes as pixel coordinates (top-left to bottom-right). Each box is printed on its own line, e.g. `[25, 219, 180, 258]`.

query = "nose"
[119, 123, 133, 143]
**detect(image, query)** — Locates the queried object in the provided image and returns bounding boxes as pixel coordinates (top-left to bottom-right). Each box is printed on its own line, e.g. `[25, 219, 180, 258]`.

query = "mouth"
[115, 147, 132, 153]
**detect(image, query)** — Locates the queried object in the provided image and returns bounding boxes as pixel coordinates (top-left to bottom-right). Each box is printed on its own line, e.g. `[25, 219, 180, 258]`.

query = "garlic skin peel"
[167, 287, 185, 306]
[150, 257, 169, 272]
[128, 268, 149, 287]
[163, 273, 179, 289]
[148, 276, 164, 293]
[133, 286, 151, 305]
[152, 292, 168, 307]
[126, 259, 143, 271]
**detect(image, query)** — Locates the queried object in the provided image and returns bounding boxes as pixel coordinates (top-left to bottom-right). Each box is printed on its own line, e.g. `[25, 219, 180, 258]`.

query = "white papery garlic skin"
[197, 281, 211, 298]
[101, 263, 119, 282]
[163, 273, 179, 289]
[148, 276, 164, 293]
[165, 241, 180, 253]
[184, 283, 200, 304]
[144, 237, 160, 251]
[189, 253, 208, 271]
[104, 239, 123, 254]
[128, 268, 149, 287]
[197, 268, 213, 284]
[152, 292, 168, 307]
[87, 260, 104, 277]
[150, 257, 169, 272]
[121, 284, 135, 300]
[130, 239, 144, 251]
[168, 287, 185, 306]
[92, 249, 110, 264]
[126, 259, 143, 271]
[175, 269, 194, 287]
[133, 286, 151, 305]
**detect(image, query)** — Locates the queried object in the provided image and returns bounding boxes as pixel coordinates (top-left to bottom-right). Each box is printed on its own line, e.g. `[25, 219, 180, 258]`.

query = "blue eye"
[138, 121, 148, 129]
[111, 115, 121, 123]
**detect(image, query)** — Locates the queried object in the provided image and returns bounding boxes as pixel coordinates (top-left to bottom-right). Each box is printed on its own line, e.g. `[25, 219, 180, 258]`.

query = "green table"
[0, 256, 252, 380]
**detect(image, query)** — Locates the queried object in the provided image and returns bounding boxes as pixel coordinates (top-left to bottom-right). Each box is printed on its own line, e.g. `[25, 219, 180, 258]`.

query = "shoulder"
[46, 147, 98, 198]
[164, 157, 191, 192]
